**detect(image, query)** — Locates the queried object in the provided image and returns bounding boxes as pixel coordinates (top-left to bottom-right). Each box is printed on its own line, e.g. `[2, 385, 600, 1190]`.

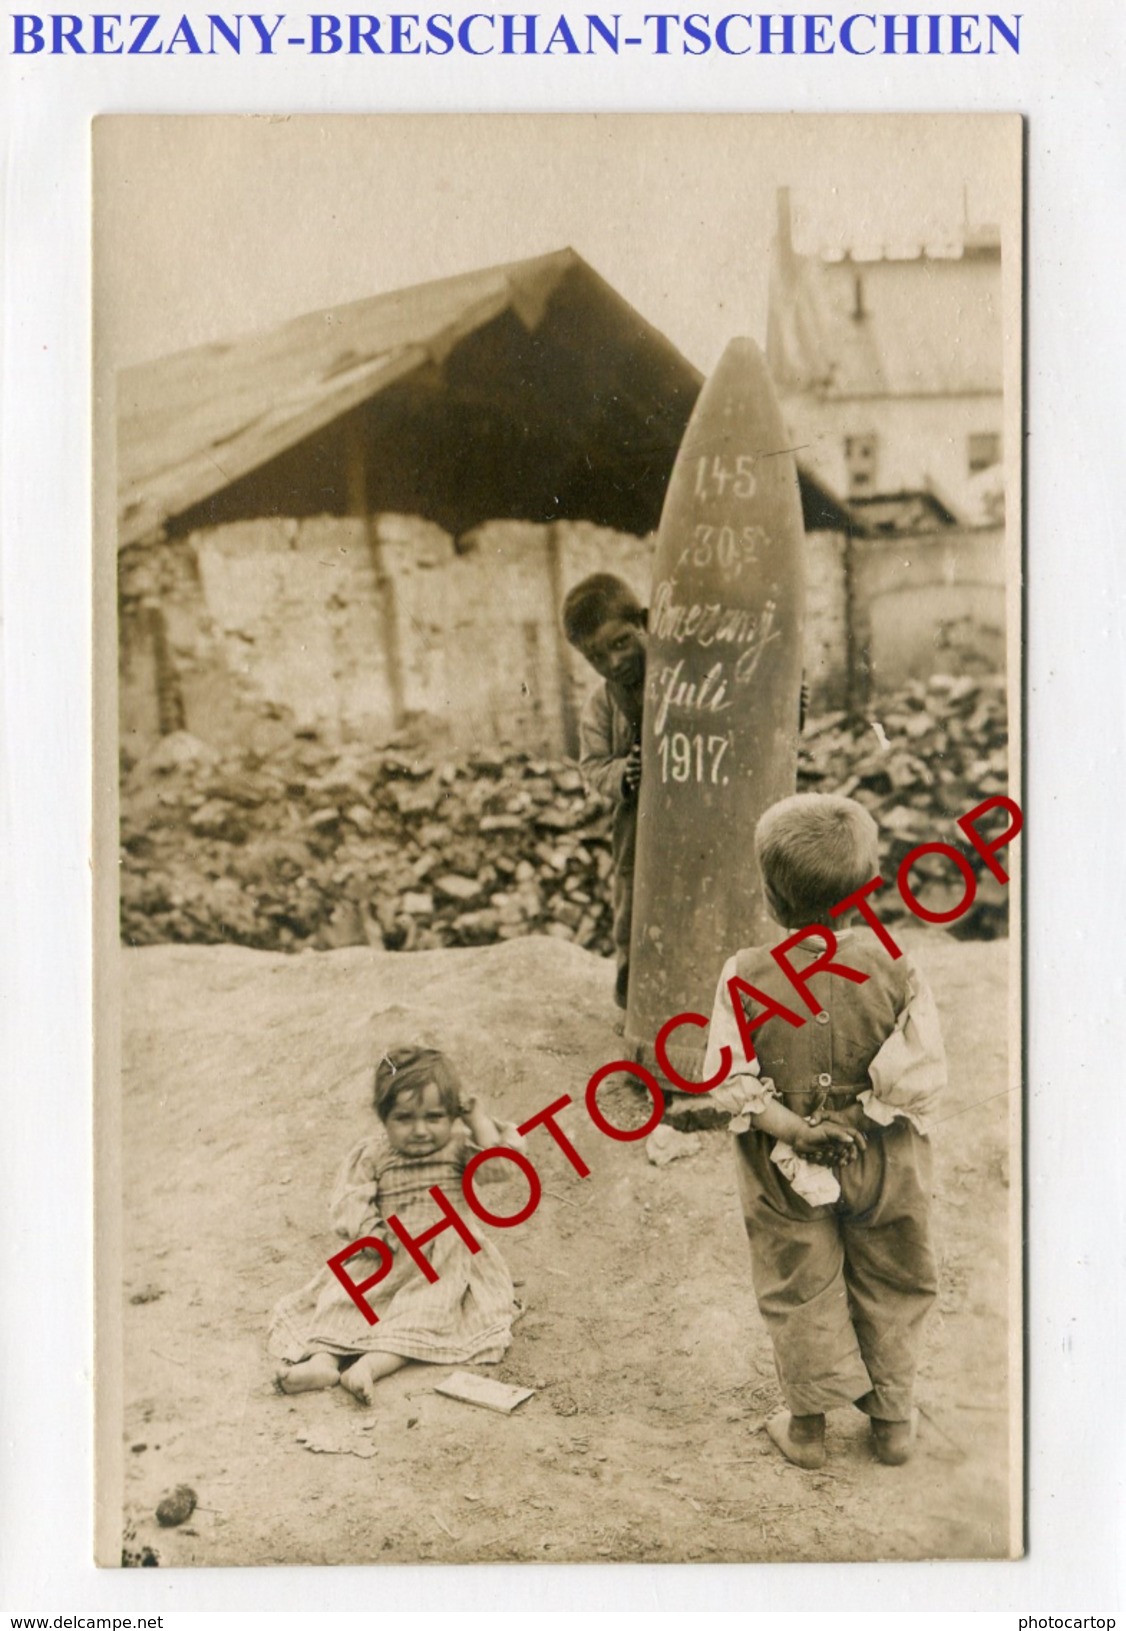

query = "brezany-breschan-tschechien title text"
[8, 10, 1022, 56]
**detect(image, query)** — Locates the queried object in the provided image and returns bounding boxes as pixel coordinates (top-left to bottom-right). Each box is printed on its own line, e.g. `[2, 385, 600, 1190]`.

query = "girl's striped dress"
[268, 1121, 522, 1367]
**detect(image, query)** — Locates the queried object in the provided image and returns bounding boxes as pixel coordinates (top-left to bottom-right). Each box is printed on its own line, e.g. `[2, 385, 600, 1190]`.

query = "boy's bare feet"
[765, 1409, 827, 1470]
[870, 1413, 918, 1466]
[275, 1353, 340, 1393]
[340, 1350, 409, 1405]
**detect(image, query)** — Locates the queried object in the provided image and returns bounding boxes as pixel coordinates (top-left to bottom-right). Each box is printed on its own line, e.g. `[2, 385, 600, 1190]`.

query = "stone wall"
[798, 523, 1006, 710]
[118, 512, 1004, 758]
[804, 530, 850, 706]
[851, 525, 1007, 698]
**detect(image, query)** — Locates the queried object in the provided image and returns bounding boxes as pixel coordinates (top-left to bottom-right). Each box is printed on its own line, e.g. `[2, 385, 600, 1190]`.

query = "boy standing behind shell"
[562, 574, 647, 1013]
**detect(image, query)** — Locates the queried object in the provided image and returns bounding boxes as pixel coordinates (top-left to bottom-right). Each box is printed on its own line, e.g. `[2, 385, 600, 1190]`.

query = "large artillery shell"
[626, 336, 805, 1083]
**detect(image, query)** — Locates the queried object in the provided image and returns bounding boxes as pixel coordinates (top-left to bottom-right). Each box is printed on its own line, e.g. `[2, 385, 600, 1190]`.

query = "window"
[968, 431, 1001, 474]
[844, 433, 878, 495]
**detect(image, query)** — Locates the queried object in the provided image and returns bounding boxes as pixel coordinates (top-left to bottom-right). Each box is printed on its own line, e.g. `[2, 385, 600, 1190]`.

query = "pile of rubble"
[797, 674, 1011, 937]
[119, 674, 1010, 954]
[120, 734, 618, 955]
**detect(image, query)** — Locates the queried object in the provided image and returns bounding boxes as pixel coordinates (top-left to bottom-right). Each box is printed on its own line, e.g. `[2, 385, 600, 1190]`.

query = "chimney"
[767, 186, 798, 384]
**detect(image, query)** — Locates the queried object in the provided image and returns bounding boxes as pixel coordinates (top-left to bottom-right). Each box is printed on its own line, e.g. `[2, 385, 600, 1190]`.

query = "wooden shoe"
[765, 1409, 826, 1470]
[871, 1412, 918, 1465]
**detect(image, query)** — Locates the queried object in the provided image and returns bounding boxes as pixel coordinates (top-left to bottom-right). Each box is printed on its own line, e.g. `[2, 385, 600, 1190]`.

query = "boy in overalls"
[704, 793, 946, 1468]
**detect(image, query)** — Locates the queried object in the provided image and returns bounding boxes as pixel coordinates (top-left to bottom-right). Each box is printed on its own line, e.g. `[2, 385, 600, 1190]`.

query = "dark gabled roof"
[118, 247, 853, 547]
[118, 250, 599, 545]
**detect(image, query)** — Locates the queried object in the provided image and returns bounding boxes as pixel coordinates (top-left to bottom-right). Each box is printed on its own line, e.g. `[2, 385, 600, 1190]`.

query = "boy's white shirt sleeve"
[859, 952, 947, 1134]
[705, 954, 841, 1203]
[703, 955, 777, 1131]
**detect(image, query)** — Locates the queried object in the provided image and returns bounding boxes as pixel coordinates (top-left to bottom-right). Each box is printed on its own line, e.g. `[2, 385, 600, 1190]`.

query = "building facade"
[767, 192, 1004, 525]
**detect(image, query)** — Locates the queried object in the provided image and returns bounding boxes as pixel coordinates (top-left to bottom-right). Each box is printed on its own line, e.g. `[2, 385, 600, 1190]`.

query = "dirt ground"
[116, 926, 1017, 1567]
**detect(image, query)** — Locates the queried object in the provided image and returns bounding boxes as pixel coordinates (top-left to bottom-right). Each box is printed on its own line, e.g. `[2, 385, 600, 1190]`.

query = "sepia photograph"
[94, 112, 1023, 1569]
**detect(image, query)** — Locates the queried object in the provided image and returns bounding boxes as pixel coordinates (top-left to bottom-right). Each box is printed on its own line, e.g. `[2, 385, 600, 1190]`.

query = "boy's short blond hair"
[755, 793, 880, 926]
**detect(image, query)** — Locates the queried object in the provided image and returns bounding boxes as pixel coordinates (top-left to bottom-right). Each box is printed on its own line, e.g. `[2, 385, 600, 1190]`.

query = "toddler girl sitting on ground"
[269, 1044, 524, 1405]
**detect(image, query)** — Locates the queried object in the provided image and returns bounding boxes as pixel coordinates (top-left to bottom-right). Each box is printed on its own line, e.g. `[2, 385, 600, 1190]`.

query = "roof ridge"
[121, 247, 582, 379]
